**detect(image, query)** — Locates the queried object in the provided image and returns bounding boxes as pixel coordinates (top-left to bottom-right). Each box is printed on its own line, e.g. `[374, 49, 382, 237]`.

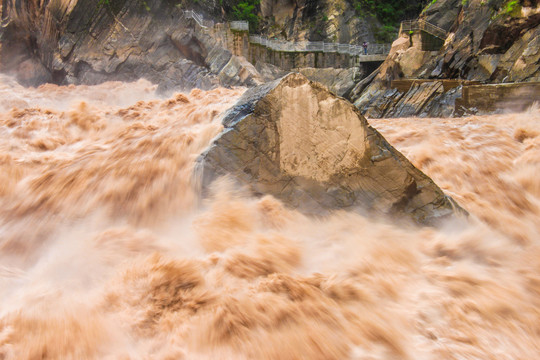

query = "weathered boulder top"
[197, 73, 466, 224]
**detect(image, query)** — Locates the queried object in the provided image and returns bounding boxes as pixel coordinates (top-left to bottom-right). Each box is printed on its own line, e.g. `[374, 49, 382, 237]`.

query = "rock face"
[254, 64, 359, 97]
[198, 73, 465, 224]
[293, 67, 360, 97]
[0, 0, 262, 90]
[262, 0, 375, 44]
[258, 0, 426, 45]
[350, 0, 540, 118]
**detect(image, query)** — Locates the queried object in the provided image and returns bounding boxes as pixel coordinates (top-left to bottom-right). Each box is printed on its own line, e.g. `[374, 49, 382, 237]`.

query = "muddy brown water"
[0, 75, 539, 359]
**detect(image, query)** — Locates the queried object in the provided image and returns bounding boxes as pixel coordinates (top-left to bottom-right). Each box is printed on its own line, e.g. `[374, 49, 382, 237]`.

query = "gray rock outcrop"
[198, 73, 465, 224]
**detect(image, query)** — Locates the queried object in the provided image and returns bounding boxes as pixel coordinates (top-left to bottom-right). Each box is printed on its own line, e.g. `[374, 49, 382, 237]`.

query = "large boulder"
[293, 67, 360, 97]
[197, 73, 466, 224]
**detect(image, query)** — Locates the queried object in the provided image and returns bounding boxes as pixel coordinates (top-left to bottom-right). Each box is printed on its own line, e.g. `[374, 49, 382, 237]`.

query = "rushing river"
[0, 75, 539, 359]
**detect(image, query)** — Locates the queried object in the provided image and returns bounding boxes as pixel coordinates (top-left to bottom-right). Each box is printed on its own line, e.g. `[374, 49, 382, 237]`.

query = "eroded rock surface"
[350, 0, 540, 118]
[0, 0, 262, 90]
[198, 73, 465, 224]
[293, 67, 360, 97]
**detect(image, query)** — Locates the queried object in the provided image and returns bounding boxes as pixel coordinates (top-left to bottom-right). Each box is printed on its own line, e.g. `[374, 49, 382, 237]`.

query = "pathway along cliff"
[1, 74, 540, 359]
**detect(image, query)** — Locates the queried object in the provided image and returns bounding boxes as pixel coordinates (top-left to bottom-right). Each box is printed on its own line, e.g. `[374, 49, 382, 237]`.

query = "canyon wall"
[0, 0, 262, 90]
[350, 0, 540, 118]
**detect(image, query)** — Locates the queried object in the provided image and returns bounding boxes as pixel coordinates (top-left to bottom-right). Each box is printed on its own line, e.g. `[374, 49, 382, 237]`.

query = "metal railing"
[400, 19, 447, 40]
[230, 21, 249, 32]
[183, 10, 214, 28]
[183, 10, 391, 57]
[249, 35, 390, 56]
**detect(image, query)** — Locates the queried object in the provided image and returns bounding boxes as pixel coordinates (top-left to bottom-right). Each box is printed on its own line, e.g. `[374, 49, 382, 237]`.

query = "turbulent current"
[1, 75, 540, 359]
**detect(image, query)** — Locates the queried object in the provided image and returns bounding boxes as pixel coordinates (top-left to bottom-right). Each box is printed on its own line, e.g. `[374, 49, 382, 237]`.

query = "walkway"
[248, 35, 390, 59]
[184, 10, 391, 61]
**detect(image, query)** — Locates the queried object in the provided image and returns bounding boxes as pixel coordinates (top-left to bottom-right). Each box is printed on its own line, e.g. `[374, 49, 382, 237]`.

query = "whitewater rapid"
[0, 75, 539, 359]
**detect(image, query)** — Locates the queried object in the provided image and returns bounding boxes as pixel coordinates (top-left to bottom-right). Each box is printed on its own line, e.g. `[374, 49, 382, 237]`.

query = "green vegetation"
[502, 0, 521, 16]
[375, 25, 398, 43]
[140, 0, 151, 11]
[230, 0, 261, 30]
[350, 0, 425, 42]
[489, 0, 522, 19]
[350, 0, 425, 26]
[421, 0, 438, 14]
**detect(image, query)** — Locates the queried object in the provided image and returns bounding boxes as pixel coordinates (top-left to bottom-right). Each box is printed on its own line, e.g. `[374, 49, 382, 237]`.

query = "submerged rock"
[198, 73, 465, 224]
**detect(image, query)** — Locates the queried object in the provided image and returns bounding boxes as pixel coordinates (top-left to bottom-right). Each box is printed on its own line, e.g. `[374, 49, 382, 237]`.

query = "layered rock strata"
[350, 0, 540, 118]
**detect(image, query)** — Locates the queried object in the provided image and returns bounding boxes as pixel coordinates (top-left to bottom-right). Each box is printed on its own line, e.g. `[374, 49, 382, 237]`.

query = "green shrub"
[490, 0, 521, 19]
[503, 0, 521, 16]
[375, 24, 398, 42]
[422, 0, 438, 13]
[231, 0, 261, 30]
[350, 0, 425, 28]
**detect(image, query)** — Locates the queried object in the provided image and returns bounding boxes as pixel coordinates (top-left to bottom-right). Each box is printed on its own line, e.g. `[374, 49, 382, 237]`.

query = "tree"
[231, 0, 260, 30]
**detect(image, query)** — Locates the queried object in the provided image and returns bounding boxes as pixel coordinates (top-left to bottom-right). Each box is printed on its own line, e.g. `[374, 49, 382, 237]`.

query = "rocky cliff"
[198, 73, 466, 224]
[258, 0, 375, 44]
[0, 0, 262, 90]
[257, 0, 428, 44]
[350, 0, 540, 118]
[0, 0, 429, 89]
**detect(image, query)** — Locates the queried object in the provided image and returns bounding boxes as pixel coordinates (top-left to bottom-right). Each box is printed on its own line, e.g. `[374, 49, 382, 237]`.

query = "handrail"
[419, 20, 447, 39]
[183, 10, 213, 29]
[184, 10, 391, 57]
[400, 19, 447, 40]
[230, 20, 249, 31]
[249, 35, 390, 56]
